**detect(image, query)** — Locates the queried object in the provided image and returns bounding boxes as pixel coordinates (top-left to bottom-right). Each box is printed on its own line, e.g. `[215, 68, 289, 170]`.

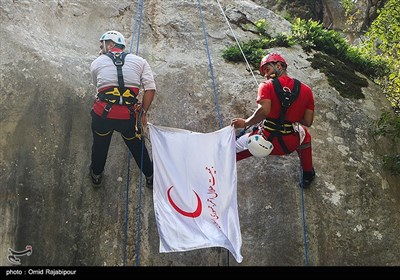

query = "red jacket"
[257, 75, 314, 122]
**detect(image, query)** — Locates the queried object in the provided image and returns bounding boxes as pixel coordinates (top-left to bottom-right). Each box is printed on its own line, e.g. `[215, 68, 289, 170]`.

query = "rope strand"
[133, 0, 145, 267]
[123, 0, 145, 267]
[298, 123, 309, 265]
[135, 111, 145, 267]
[215, 0, 259, 137]
[197, 0, 223, 129]
[215, 0, 259, 86]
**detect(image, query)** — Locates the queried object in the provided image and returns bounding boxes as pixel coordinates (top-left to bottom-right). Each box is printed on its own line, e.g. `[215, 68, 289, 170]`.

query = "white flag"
[148, 124, 243, 263]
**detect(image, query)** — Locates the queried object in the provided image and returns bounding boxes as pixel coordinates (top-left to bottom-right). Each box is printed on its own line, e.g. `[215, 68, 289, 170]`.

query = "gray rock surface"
[1, 0, 399, 266]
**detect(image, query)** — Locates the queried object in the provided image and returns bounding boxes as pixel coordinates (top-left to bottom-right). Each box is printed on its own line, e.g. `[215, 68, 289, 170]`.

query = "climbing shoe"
[301, 168, 315, 189]
[145, 175, 153, 189]
[90, 166, 103, 187]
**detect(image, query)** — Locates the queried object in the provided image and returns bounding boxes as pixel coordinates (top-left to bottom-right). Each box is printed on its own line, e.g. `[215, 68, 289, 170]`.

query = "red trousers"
[236, 127, 313, 172]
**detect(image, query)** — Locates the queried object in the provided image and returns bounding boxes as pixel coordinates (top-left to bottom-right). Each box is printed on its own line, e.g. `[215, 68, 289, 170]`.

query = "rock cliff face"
[1, 0, 399, 266]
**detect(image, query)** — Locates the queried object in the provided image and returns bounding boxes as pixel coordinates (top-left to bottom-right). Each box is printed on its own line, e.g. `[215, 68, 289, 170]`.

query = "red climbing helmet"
[259, 52, 287, 75]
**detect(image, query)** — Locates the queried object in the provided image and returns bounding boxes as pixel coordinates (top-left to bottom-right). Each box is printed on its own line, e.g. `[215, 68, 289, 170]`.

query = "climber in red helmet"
[231, 52, 316, 188]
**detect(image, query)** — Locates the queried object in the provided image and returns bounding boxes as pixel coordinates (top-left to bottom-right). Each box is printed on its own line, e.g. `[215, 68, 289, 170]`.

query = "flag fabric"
[148, 124, 243, 263]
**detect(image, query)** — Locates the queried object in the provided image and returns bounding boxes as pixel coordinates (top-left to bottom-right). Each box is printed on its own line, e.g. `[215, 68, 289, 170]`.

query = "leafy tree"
[360, 0, 400, 175]
[342, 0, 362, 31]
[359, 0, 400, 113]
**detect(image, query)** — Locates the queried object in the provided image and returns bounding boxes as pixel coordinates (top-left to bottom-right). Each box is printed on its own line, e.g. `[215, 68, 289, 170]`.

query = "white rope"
[215, 0, 259, 86]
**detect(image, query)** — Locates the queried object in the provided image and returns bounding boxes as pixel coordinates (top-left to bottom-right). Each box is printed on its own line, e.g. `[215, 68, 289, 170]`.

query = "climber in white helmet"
[89, 30, 156, 188]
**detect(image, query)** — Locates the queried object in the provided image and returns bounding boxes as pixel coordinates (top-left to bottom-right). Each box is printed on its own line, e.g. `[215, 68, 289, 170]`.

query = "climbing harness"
[97, 52, 139, 119]
[262, 78, 301, 154]
[97, 52, 143, 141]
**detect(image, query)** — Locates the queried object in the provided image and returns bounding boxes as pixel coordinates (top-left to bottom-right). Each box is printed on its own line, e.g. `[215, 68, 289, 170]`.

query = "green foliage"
[374, 112, 400, 141]
[362, 0, 400, 174]
[345, 45, 387, 78]
[221, 40, 265, 69]
[221, 19, 293, 69]
[358, 0, 400, 113]
[374, 112, 400, 175]
[309, 53, 368, 99]
[361, 0, 399, 58]
[342, 0, 355, 16]
[271, 33, 292, 48]
[342, 0, 363, 29]
[288, 18, 388, 79]
[221, 17, 387, 82]
[382, 154, 400, 175]
[254, 19, 270, 37]
[289, 18, 348, 56]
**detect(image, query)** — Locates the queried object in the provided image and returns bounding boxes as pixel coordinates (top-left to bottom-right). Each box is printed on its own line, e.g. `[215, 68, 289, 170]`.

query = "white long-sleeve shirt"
[90, 52, 156, 92]
[90, 51, 156, 119]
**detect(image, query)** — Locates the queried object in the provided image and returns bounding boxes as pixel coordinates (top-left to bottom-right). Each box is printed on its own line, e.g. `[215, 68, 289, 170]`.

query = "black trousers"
[90, 110, 153, 177]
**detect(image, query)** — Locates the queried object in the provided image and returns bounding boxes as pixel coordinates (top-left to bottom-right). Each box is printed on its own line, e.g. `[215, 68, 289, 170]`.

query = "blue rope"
[197, 0, 229, 265]
[135, 111, 145, 266]
[300, 178, 309, 265]
[208, 0, 309, 266]
[298, 124, 309, 265]
[129, 0, 144, 54]
[123, 152, 131, 266]
[131, 0, 145, 267]
[197, 0, 223, 129]
[122, 0, 145, 267]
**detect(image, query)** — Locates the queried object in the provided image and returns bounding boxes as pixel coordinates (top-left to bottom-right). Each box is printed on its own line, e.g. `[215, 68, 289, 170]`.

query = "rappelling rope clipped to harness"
[129, 0, 146, 141]
[127, 0, 147, 268]
[111, 0, 147, 267]
[215, 0, 261, 139]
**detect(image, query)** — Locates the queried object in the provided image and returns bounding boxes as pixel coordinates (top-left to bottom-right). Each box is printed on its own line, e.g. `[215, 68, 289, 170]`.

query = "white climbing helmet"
[99, 30, 126, 46]
[247, 134, 274, 157]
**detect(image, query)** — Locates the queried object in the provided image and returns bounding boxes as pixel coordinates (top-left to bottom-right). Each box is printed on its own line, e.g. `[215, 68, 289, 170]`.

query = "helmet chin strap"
[268, 73, 276, 79]
[270, 64, 283, 78]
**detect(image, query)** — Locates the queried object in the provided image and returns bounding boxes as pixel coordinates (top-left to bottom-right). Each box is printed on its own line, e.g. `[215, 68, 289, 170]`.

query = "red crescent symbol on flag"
[167, 186, 202, 218]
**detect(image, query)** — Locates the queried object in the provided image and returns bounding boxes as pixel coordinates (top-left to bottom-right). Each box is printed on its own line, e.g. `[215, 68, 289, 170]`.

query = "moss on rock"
[309, 53, 368, 99]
